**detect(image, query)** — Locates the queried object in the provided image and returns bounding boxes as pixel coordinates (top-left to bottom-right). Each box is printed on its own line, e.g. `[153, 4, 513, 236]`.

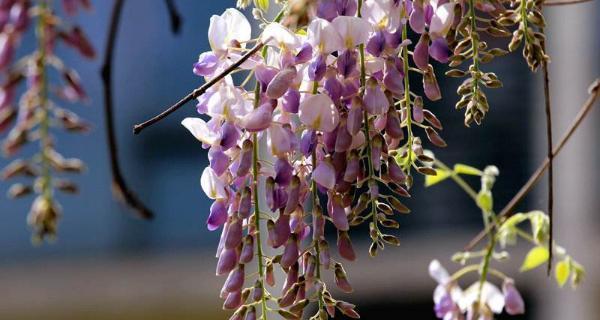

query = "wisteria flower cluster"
[160, 0, 588, 319]
[0, 0, 94, 241]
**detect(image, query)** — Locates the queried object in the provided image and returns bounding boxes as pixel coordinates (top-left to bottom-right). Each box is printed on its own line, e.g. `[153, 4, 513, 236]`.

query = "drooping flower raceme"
[0, 0, 94, 241]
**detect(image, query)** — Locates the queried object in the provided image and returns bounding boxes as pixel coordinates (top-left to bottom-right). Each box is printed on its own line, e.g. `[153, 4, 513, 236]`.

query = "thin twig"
[465, 79, 600, 251]
[164, 0, 182, 34]
[544, 0, 594, 6]
[101, 0, 153, 219]
[132, 41, 265, 135]
[540, 26, 554, 275]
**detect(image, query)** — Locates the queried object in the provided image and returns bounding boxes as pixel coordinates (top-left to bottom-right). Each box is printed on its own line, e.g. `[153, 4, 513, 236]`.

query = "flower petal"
[299, 94, 340, 132]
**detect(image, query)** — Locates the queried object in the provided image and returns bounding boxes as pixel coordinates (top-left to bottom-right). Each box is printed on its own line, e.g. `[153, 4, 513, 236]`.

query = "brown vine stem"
[164, 0, 182, 34]
[544, 0, 594, 6]
[540, 24, 554, 275]
[101, 0, 153, 219]
[465, 78, 600, 251]
[132, 41, 265, 135]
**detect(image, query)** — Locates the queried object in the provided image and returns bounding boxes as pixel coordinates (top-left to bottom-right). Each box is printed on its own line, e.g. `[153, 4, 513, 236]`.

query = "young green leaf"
[520, 246, 549, 272]
[453, 164, 483, 176]
[555, 259, 571, 287]
[425, 169, 452, 187]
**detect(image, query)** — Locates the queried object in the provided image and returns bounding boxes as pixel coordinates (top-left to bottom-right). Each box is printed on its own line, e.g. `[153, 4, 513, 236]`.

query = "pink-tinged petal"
[240, 235, 254, 263]
[313, 160, 336, 190]
[413, 33, 430, 70]
[182, 117, 220, 146]
[429, 3, 455, 39]
[268, 124, 292, 156]
[308, 17, 344, 54]
[383, 58, 405, 96]
[193, 52, 219, 76]
[261, 23, 301, 50]
[241, 102, 273, 132]
[216, 247, 238, 275]
[423, 66, 442, 101]
[207, 199, 228, 231]
[428, 259, 450, 284]
[200, 167, 227, 199]
[347, 97, 363, 135]
[364, 78, 389, 115]
[223, 264, 245, 293]
[334, 262, 353, 292]
[299, 94, 340, 132]
[328, 194, 349, 231]
[331, 16, 372, 49]
[224, 216, 243, 249]
[280, 234, 299, 269]
[503, 279, 525, 315]
[430, 37, 451, 63]
[319, 240, 331, 268]
[337, 231, 356, 261]
[266, 67, 297, 99]
[282, 89, 300, 113]
[223, 290, 242, 310]
[409, 6, 426, 34]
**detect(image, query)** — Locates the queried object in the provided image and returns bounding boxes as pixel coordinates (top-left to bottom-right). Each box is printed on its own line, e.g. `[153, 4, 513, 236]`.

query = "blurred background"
[0, 1, 598, 319]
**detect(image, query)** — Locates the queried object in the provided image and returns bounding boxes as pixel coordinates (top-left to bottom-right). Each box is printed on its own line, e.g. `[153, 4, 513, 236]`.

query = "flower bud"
[216, 247, 238, 276]
[334, 262, 353, 293]
[423, 66, 442, 101]
[337, 301, 360, 319]
[503, 279, 525, 315]
[280, 234, 299, 269]
[266, 67, 297, 99]
[328, 194, 349, 231]
[337, 230, 356, 261]
[223, 264, 245, 293]
[283, 261, 299, 293]
[313, 159, 335, 190]
[318, 239, 331, 269]
[346, 97, 363, 135]
[207, 199, 228, 231]
[413, 32, 430, 71]
[235, 139, 253, 177]
[223, 290, 242, 310]
[241, 102, 273, 132]
[240, 235, 254, 264]
[364, 78, 389, 115]
[225, 216, 243, 249]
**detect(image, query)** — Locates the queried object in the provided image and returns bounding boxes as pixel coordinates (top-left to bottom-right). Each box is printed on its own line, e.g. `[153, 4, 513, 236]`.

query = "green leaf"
[453, 164, 483, 176]
[555, 259, 571, 287]
[254, 0, 269, 11]
[425, 169, 452, 187]
[520, 246, 549, 272]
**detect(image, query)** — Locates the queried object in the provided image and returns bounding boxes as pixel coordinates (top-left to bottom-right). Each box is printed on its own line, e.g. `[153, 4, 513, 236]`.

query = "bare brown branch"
[101, 0, 153, 219]
[465, 78, 600, 251]
[132, 41, 265, 135]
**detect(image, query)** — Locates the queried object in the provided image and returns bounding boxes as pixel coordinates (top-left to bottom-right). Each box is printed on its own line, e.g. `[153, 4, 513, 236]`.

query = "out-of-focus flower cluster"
[179, 0, 565, 319]
[0, 0, 94, 241]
